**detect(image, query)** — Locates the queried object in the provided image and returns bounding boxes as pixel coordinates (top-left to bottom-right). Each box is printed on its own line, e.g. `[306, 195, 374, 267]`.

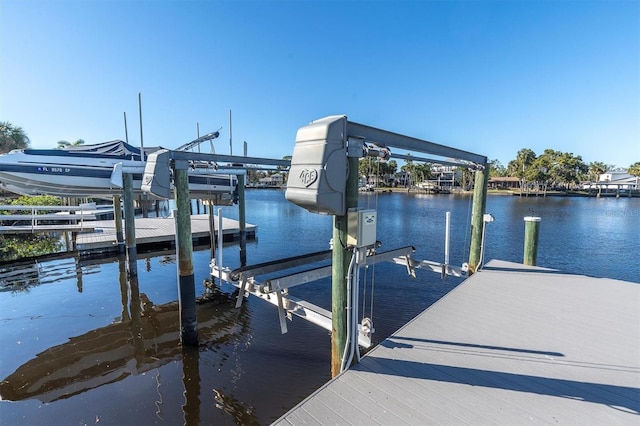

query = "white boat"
[0, 140, 238, 201]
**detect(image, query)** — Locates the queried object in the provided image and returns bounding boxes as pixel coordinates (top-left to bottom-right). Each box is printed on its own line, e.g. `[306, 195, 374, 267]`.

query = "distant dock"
[75, 214, 256, 254]
[274, 260, 640, 425]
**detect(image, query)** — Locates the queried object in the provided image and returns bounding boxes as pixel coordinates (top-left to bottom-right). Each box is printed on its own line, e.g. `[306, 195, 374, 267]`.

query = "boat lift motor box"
[285, 115, 348, 215]
[141, 149, 172, 199]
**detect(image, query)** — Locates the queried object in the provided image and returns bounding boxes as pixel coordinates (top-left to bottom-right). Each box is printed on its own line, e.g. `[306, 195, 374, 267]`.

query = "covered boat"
[0, 140, 237, 201]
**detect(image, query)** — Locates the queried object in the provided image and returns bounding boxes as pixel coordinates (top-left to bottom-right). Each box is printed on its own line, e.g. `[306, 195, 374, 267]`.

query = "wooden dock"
[274, 260, 640, 425]
[75, 214, 256, 253]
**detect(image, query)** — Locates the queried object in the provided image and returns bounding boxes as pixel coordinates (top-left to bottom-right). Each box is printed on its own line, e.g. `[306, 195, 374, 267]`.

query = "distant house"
[258, 173, 284, 187]
[599, 171, 634, 184]
[429, 166, 460, 190]
[583, 170, 638, 193]
[489, 177, 521, 190]
[395, 171, 412, 187]
[363, 173, 395, 187]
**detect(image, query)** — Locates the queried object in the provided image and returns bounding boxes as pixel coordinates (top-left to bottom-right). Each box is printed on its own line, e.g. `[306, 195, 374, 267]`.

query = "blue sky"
[1, 0, 638, 169]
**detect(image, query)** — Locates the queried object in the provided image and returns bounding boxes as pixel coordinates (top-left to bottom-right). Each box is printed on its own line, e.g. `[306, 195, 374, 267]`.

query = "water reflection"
[0, 255, 101, 294]
[213, 388, 260, 426]
[0, 254, 251, 425]
[182, 345, 200, 426]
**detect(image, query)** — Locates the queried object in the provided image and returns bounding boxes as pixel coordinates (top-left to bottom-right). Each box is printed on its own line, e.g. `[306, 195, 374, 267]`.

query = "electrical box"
[285, 115, 348, 215]
[141, 149, 172, 199]
[347, 209, 377, 248]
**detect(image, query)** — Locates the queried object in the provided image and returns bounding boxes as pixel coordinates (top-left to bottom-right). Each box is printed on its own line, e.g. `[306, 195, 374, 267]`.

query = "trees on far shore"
[0, 121, 30, 153]
[56, 139, 85, 149]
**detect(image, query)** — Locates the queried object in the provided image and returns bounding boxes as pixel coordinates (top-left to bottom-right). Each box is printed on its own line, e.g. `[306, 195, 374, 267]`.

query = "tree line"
[358, 148, 639, 189]
[0, 121, 87, 154]
[495, 148, 639, 189]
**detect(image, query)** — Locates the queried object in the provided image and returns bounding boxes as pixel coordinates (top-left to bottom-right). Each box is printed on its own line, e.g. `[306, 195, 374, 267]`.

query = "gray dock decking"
[75, 214, 256, 252]
[274, 260, 640, 425]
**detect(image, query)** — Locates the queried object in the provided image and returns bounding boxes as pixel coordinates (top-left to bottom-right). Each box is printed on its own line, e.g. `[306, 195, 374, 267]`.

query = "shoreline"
[365, 187, 639, 198]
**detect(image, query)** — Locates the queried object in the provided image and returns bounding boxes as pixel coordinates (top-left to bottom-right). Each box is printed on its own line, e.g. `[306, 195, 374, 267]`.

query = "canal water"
[1, 190, 638, 425]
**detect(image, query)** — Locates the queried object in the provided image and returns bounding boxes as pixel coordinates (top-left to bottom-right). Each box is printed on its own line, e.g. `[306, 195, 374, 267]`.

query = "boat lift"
[210, 208, 467, 349]
[141, 115, 489, 371]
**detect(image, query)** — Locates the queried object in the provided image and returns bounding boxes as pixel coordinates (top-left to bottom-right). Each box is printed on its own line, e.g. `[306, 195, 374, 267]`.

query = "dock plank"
[274, 260, 640, 425]
[75, 214, 256, 252]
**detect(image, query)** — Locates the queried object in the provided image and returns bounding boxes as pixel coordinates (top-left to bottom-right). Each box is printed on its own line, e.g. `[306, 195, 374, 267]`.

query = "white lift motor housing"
[285, 115, 348, 215]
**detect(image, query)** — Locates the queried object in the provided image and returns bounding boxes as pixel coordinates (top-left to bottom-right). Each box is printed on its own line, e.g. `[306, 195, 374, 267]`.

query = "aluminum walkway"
[274, 260, 640, 425]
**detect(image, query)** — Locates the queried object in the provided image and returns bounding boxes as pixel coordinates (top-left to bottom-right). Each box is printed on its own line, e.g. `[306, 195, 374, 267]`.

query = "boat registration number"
[38, 167, 72, 173]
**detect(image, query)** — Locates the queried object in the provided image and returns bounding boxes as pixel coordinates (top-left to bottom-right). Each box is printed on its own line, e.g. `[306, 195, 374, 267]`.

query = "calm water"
[1, 190, 638, 425]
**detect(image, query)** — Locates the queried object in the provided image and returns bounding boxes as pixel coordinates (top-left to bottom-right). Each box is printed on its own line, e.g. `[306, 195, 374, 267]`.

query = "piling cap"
[524, 216, 542, 222]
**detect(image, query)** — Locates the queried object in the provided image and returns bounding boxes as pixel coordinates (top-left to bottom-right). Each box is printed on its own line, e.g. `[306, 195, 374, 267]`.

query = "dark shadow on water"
[357, 357, 640, 415]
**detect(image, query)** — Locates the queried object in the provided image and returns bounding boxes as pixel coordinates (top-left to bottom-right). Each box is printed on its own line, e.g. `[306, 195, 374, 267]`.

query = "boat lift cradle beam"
[262, 247, 465, 294]
[170, 152, 290, 169]
[140, 149, 291, 200]
[347, 120, 487, 168]
[211, 245, 464, 346]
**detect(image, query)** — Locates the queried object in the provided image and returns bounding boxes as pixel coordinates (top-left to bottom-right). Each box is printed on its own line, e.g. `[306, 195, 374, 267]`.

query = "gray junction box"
[347, 209, 377, 248]
[285, 115, 348, 215]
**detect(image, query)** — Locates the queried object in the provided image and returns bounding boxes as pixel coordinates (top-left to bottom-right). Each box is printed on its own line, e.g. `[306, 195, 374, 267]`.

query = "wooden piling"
[331, 156, 359, 377]
[523, 216, 541, 266]
[123, 173, 137, 276]
[208, 203, 216, 261]
[113, 195, 124, 254]
[238, 173, 247, 266]
[467, 164, 489, 275]
[174, 166, 198, 346]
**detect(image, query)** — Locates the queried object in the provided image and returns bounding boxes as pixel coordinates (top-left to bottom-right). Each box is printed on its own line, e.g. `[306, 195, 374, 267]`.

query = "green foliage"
[506, 148, 536, 179]
[56, 139, 85, 149]
[0, 195, 64, 261]
[455, 167, 474, 190]
[628, 162, 640, 177]
[527, 150, 587, 187]
[0, 234, 63, 261]
[10, 194, 61, 206]
[359, 157, 398, 185]
[1, 195, 62, 215]
[505, 148, 589, 188]
[488, 159, 506, 177]
[396, 156, 431, 186]
[588, 162, 607, 181]
[0, 121, 30, 153]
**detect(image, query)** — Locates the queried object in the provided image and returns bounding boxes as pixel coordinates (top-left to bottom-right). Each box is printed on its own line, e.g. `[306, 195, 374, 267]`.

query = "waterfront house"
[258, 173, 284, 188]
[582, 170, 638, 195]
[489, 177, 521, 190]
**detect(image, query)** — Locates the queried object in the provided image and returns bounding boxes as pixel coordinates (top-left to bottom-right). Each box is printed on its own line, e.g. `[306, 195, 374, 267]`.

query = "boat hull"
[0, 149, 237, 199]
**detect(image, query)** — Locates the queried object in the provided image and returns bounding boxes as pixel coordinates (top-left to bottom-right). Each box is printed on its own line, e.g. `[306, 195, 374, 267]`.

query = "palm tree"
[588, 162, 607, 196]
[588, 162, 607, 183]
[56, 139, 85, 149]
[507, 148, 536, 195]
[0, 121, 30, 153]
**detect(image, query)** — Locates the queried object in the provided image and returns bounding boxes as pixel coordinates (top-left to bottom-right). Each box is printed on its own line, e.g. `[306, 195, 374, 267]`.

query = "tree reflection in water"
[0, 253, 256, 424]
